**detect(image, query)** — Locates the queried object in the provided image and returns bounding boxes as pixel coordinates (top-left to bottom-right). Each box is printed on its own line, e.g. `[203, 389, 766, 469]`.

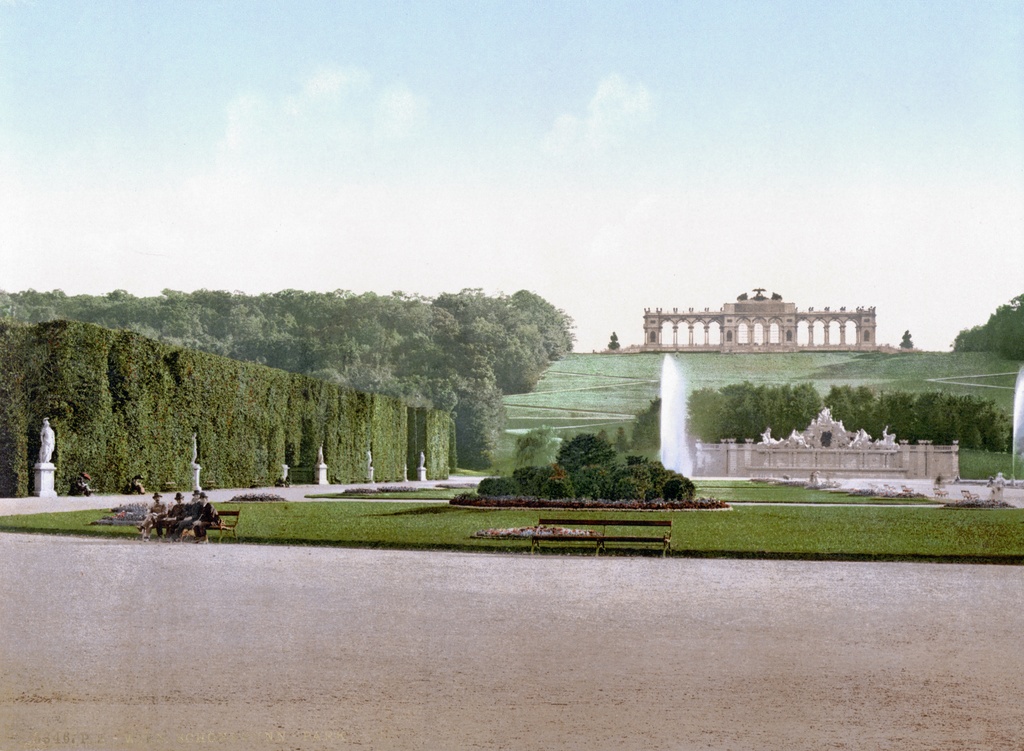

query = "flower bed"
[944, 498, 1013, 509]
[473, 525, 602, 539]
[89, 503, 148, 526]
[452, 495, 729, 511]
[228, 492, 287, 503]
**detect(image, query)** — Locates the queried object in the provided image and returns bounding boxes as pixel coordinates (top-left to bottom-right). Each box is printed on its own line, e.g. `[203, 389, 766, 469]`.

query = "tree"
[953, 293, 1024, 359]
[900, 330, 914, 349]
[607, 332, 620, 350]
[556, 432, 617, 473]
[513, 426, 559, 468]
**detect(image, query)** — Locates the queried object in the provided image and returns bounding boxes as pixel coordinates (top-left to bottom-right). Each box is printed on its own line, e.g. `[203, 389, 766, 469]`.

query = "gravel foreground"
[1, 533, 1022, 751]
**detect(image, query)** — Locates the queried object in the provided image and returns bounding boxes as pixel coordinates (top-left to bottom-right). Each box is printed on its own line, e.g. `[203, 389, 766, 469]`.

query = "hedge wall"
[406, 407, 454, 480]
[0, 320, 453, 497]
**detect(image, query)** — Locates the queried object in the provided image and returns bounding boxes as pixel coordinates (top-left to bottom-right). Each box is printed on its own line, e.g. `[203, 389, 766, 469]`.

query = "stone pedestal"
[192, 464, 202, 492]
[33, 463, 57, 498]
[281, 464, 290, 484]
[403, 465, 408, 482]
[417, 466, 427, 482]
[368, 467, 375, 484]
[316, 463, 328, 485]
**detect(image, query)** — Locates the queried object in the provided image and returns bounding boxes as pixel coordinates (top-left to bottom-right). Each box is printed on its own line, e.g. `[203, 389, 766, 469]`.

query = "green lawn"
[2, 501, 1021, 563]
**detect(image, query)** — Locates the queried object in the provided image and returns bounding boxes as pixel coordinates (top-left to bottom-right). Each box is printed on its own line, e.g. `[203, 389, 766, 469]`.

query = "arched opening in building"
[752, 322, 765, 345]
[648, 330, 658, 344]
[768, 320, 781, 345]
[863, 329, 872, 343]
[692, 321, 706, 347]
[737, 322, 750, 344]
[659, 320, 675, 347]
[844, 320, 858, 345]
[797, 320, 810, 346]
[812, 320, 826, 345]
[707, 321, 722, 346]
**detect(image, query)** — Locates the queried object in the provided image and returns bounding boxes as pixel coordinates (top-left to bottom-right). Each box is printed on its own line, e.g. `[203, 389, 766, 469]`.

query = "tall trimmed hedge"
[0, 320, 453, 497]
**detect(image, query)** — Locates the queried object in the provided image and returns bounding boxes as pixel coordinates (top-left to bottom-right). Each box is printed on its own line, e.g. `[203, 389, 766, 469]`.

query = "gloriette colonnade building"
[640, 289, 879, 353]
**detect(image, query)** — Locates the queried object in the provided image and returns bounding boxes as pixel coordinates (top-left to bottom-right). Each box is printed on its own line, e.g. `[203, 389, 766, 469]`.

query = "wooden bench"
[531, 518, 672, 557]
[932, 488, 948, 499]
[207, 509, 240, 542]
[961, 490, 980, 503]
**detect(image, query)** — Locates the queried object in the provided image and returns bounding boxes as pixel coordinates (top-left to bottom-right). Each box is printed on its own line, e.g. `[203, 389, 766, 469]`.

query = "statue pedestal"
[281, 464, 290, 484]
[33, 463, 57, 498]
[192, 464, 202, 492]
[368, 467, 374, 485]
[316, 463, 328, 485]
[417, 467, 427, 482]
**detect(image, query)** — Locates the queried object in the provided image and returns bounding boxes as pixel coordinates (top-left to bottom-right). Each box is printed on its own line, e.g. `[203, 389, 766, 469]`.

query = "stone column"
[687, 324, 694, 347]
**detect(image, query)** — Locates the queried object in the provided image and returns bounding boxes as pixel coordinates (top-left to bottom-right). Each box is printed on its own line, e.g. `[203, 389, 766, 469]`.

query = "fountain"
[660, 355, 693, 476]
[1014, 367, 1024, 481]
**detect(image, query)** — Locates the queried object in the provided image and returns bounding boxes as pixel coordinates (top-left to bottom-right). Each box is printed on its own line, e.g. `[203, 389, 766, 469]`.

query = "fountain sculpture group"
[694, 407, 960, 480]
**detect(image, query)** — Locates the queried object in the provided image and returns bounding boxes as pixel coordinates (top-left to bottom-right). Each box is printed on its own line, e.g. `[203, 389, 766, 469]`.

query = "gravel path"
[1, 533, 1022, 750]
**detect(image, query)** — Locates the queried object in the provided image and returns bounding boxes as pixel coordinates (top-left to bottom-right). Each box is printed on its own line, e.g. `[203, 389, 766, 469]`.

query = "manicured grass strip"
[308, 489, 462, 501]
[693, 482, 935, 505]
[1, 502, 1022, 562]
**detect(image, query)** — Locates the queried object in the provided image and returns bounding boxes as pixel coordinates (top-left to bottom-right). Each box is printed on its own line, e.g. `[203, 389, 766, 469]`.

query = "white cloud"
[544, 74, 653, 156]
[374, 85, 427, 141]
[215, 66, 427, 176]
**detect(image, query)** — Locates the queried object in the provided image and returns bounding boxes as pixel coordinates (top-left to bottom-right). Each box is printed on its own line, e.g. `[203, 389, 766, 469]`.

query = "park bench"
[961, 490, 980, 503]
[531, 518, 672, 557]
[207, 509, 240, 542]
[932, 487, 948, 499]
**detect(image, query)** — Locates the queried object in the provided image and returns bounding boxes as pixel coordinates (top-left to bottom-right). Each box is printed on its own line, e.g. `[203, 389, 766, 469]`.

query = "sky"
[1, 0, 1022, 352]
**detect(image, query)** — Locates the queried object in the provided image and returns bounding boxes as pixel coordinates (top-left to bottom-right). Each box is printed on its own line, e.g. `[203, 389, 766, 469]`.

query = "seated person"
[190, 494, 222, 543]
[127, 475, 146, 494]
[69, 472, 93, 496]
[161, 493, 186, 537]
[170, 491, 204, 540]
[137, 492, 167, 541]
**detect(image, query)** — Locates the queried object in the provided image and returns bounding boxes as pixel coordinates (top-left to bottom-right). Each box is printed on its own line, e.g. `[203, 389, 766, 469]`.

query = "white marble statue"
[317, 444, 325, 465]
[418, 451, 425, 469]
[191, 433, 199, 468]
[38, 418, 55, 464]
[877, 426, 897, 449]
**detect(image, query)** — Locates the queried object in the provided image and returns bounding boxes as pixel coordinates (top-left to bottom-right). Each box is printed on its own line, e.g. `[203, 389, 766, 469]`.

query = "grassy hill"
[503, 351, 1021, 440]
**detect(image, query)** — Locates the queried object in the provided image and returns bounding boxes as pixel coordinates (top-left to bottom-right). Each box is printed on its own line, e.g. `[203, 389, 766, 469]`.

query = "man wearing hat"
[190, 493, 222, 543]
[137, 492, 167, 541]
[171, 491, 205, 540]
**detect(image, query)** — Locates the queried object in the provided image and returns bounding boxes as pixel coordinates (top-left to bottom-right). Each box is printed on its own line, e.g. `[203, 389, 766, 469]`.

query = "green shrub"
[477, 476, 518, 497]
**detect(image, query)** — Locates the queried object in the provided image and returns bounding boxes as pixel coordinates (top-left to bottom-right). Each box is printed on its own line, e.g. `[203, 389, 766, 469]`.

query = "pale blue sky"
[1, 1, 1022, 350]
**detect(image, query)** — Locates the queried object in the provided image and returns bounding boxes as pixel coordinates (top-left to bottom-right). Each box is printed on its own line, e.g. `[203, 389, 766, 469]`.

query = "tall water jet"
[1014, 367, 1024, 480]
[660, 355, 693, 476]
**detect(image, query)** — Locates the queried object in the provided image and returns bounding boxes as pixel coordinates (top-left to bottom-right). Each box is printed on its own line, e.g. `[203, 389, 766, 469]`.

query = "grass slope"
[504, 351, 1022, 438]
[2, 501, 1021, 563]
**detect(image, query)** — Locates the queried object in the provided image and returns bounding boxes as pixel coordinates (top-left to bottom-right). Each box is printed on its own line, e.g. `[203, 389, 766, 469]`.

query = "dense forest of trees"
[953, 293, 1024, 360]
[0, 288, 575, 468]
[632, 382, 1009, 452]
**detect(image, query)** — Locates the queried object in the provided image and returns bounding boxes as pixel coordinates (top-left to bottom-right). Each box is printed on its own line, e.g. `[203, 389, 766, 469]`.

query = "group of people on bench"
[138, 490, 221, 543]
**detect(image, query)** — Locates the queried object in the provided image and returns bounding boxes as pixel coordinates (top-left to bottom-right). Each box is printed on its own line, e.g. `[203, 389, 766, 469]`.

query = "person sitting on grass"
[127, 475, 146, 495]
[137, 492, 167, 541]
